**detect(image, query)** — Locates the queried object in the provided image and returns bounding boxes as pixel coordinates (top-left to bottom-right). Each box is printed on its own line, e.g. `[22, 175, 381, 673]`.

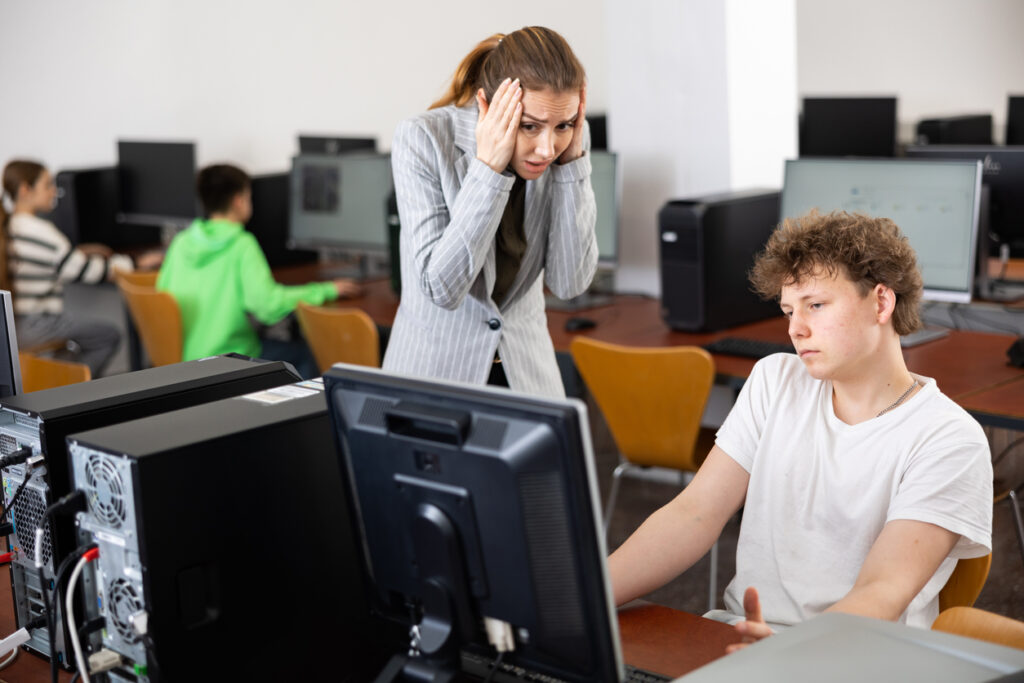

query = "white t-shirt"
[715, 353, 992, 630]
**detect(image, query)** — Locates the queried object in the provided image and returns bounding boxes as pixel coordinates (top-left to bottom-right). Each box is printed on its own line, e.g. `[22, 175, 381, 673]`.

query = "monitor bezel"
[781, 157, 983, 304]
[0, 291, 23, 397]
[591, 150, 621, 268]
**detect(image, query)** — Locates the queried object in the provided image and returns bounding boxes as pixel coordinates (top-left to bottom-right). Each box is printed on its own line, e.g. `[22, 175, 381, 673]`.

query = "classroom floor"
[76, 282, 1024, 622]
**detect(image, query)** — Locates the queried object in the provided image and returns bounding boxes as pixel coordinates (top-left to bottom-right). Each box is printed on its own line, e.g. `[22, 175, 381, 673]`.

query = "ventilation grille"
[13, 486, 52, 567]
[358, 397, 392, 428]
[15, 416, 37, 429]
[83, 455, 128, 529]
[466, 418, 507, 450]
[107, 579, 144, 643]
[0, 434, 18, 456]
[519, 471, 583, 638]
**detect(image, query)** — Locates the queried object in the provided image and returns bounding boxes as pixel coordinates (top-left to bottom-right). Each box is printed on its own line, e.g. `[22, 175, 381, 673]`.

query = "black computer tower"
[0, 355, 300, 667]
[915, 114, 993, 145]
[42, 167, 120, 246]
[659, 191, 781, 332]
[246, 173, 317, 268]
[67, 381, 401, 682]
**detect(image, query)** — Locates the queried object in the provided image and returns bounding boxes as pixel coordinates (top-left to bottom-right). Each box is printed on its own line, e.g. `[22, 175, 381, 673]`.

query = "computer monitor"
[781, 158, 983, 304]
[587, 114, 608, 151]
[298, 135, 377, 155]
[799, 97, 898, 158]
[116, 141, 197, 228]
[0, 291, 22, 397]
[245, 172, 317, 268]
[906, 146, 1024, 259]
[323, 364, 623, 682]
[915, 115, 993, 146]
[1008, 95, 1024, 145]
[288, 152, 392, 254]
[592, 150, 619, 267]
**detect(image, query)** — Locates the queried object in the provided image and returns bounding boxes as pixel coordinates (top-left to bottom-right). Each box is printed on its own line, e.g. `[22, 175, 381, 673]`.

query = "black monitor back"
[42, 167, 120, 246]
[587, 114, 608, 150]
[915, 114, 993, 145]
[246, 173, 317, 267]
[298, 135, 377, 155]
[1008, 96, 1024, 146]
[117, 140, 197, 227]
[800, 97, 897, 157]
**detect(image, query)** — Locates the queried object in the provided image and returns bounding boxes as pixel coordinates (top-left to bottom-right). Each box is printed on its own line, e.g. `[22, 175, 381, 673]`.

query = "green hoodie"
[157, 218, 338, 361]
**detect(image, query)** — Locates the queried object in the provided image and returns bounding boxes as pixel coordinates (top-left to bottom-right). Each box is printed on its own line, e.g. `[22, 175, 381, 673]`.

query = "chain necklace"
[876, 379, 920, 418]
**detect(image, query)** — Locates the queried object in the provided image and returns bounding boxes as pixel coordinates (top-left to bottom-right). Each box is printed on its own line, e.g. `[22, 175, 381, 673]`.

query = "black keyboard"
[461, 651, 671, 682]
[625, 664, 673, 682]
[702, 336, 795, 360]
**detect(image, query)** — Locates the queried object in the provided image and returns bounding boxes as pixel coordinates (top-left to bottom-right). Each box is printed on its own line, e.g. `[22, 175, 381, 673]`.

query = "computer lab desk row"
[0, 565, 739, 681]
[274, 265, 1024, 432]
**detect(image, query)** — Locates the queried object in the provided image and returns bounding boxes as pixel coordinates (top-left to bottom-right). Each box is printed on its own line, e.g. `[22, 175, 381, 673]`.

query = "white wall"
[796, 0, 1024, 143]
[0, 0, 608, 173]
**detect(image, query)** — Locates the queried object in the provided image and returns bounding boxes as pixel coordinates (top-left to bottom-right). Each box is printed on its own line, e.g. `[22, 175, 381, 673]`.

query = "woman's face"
[511, 88, 580, 180]
[21, 171, 57, 212]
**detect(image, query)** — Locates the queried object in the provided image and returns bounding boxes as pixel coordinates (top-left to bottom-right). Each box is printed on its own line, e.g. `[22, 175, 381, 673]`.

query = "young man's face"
[779, 267, 888, 383]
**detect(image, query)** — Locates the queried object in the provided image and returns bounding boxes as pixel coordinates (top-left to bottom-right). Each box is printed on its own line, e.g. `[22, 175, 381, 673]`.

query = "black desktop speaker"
[42, 167, 120, 246]
[659, 190, 781, 332]
[915, 115, 993, 145]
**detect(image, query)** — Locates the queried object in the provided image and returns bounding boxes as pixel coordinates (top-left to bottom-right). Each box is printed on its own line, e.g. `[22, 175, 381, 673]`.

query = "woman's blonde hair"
[430, 26, 585, 109]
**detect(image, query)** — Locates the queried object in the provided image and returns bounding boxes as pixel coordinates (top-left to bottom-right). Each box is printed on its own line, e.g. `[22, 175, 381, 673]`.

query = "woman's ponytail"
[429, 34, 504, 109]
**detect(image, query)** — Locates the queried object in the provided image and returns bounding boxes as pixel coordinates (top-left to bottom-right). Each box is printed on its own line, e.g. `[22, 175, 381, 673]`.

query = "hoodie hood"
[177, 218, 246, 267]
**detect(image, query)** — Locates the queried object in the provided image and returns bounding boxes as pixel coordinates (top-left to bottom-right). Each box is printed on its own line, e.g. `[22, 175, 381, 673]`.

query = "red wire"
[0, 551, 11, 564]
[84, 547, 100, 562]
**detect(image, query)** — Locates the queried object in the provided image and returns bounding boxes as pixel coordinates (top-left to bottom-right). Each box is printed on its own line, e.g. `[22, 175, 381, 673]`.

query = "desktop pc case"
[0, 355, 300, 667]
[67, 382, 400, 682]
[659, 190, 782, 332]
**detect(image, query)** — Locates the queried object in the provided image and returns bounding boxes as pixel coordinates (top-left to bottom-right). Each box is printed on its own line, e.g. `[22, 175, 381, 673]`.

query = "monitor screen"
[298, 135, 377, 155]
[906, 146, 1024, 258]
[323, 364, 623, 682]
[0, 291, 22, 397]
[117, 141, 197, 226]
[1008, 95, 1024, 146]
[288, 152, 392, 251]
[781, 158, 983, 303]
[800, 97, 897, 158]
[591, 150, 619, 265]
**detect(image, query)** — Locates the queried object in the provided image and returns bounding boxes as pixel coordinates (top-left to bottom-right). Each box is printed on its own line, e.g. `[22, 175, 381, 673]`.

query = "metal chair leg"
[604, 462, 629, 538]
[708, 540, 719, 612]
[1009, 489, 1024, 569]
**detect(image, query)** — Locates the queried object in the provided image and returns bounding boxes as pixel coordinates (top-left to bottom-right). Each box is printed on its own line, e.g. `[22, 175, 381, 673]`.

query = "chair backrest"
[116, 279, 183, 367]
[19, 352, 91, 392]
[570, 337, 715, 472]
[295, 303, 379, 374]
[114, 269, 160, 288]
[938, 553, 992, 612]
[932, 606, 1024, 650]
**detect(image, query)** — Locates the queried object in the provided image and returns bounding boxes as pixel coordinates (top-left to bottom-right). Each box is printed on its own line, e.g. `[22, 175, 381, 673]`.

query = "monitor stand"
[976, 280, 1024, 303]
[900, 326, 950, 348]
[545, 270, 615, 312]
[316, 249, 389, 282]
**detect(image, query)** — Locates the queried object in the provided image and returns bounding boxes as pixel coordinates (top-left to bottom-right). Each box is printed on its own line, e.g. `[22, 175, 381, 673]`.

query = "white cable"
[66, 552, 94, 683]
[0, 644, 17, 670]
[34, 527, 44, 569]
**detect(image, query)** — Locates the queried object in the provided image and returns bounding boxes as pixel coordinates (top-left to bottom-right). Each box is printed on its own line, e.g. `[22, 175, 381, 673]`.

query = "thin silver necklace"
[876, 379, 920, 418]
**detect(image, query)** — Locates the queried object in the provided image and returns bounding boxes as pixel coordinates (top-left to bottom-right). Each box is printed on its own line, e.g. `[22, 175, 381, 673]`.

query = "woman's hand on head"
[475, 78, 522, 174]
[558, 85, 587, 165]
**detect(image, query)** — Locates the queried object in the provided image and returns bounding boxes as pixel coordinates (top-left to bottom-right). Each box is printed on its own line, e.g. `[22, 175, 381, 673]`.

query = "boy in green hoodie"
[157, 164, 359, 375]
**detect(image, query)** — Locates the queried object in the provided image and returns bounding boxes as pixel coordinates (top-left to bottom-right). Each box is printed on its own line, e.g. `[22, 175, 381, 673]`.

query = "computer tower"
[246, 173, 317, 268]
[0, 355, 300, 668]
[67, 381, 401, 682]
[41, 167, 120, 246]
[915, 114, 993, 145]
[659, 191, 781, 332]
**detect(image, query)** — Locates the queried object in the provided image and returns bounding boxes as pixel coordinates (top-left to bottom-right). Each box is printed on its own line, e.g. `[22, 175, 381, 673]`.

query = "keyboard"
[702, 336, 795, 360]
[625, 664, 673, 682]
[461, 651, 671, 681]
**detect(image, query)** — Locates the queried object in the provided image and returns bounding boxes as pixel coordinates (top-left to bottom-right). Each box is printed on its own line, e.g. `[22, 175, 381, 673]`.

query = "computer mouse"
[565, 316, 597, 332]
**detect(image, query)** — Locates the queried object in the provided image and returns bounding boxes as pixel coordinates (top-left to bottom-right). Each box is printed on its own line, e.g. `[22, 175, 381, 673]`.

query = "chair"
[19, 352, 91, 392]
[295, 303, 379, 374]
[113, 269, 159, 288]
[570, 337, 716, 609]
[932, 606, 1024, 650]
[939, 553, 992, 612]
[115, 279, 183, 367]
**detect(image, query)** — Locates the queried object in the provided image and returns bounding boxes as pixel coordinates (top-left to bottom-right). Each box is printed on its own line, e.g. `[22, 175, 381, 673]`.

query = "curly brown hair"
[749, 210, 923, 335]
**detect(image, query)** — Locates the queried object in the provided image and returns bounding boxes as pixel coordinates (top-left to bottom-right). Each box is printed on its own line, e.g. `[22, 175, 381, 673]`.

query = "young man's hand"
[333, 278, 362, 299]
[726, 586, 773, 654]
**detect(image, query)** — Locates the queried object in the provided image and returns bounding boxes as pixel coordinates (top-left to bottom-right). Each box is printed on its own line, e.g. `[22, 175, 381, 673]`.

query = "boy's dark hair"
[196, 164, 250, 216]
[749, 210, 923, 336]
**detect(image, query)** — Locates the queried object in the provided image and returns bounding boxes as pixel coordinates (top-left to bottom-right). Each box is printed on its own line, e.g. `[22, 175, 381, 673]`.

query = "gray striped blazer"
[382, 103, 598, 398]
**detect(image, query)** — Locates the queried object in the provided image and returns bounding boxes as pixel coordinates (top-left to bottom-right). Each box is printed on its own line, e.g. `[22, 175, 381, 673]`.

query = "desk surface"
[0, 563, 734, 681]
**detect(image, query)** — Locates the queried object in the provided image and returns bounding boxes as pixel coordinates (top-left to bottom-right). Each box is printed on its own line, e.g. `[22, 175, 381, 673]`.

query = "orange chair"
[113, 269, 159, 288]
[295, 303, 379, 374]
[570, 337, 717, 608]
[933, 606, 1024, 650]
[19, 352, 91, 392]
[115, 279, 183, 367]
[939, 554, 992, 612]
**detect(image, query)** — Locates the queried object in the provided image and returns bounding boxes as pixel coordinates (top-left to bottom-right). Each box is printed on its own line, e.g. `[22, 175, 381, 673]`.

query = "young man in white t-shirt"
[608, 210, 992, 648]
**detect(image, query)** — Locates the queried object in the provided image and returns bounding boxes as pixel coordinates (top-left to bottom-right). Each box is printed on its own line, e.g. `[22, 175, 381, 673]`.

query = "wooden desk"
[956, 375, 1024, 431]
[0, 562, 733, 682]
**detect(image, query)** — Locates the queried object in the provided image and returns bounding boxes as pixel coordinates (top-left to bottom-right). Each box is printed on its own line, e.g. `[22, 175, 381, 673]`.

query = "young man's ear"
[874, 283, 896, 325]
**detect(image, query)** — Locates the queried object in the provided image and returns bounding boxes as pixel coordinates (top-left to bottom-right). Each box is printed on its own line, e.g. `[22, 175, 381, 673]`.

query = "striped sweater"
[8, 213, 132, 315]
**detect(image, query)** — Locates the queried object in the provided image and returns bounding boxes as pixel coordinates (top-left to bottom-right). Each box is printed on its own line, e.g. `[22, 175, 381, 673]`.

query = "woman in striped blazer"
[384, 26, 597, 398]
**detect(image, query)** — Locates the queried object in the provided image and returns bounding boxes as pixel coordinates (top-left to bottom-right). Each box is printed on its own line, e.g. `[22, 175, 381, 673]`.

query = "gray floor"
[68, 282, 1024, 621]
